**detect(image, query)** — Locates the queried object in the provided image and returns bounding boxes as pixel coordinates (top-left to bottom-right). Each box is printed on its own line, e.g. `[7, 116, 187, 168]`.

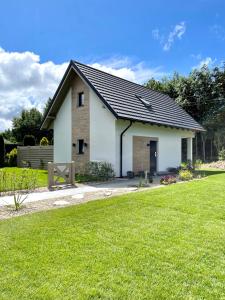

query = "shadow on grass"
[196, 169, 225, 177]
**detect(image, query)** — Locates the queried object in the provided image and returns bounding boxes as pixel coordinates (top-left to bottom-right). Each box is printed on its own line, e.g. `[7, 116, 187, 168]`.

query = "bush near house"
[179, 160, 193, 171]
[179, 169, 193, 181]
[76, 161, 115, 182]
[194, 159, 203, 169]
[40, 137, 49, 146]
[160, 175, 177, 185]
[6, 148, 17, 167]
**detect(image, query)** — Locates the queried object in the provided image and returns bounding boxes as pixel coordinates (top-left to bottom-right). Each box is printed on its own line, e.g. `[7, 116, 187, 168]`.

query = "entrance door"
[150, 140, 157, 175]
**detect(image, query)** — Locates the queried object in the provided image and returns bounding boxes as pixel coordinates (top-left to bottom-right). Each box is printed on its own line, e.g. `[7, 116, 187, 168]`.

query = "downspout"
[120, 120, 133, 178]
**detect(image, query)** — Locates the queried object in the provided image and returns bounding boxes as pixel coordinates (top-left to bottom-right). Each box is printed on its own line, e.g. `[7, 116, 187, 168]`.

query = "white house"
[41, 60, 204, 177]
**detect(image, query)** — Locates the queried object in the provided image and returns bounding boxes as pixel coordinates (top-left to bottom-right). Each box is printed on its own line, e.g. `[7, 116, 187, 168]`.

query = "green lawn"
[0, 167, 48, 190]
[0, 170, 225, 299]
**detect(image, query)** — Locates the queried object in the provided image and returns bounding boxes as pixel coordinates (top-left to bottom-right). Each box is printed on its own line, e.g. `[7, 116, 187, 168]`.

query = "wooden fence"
[48, 162, 75, 189]
[17, 146, 53, 170]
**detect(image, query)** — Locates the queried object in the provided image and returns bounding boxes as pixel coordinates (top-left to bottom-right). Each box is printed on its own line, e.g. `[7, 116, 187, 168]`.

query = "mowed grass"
[0, 167, 48, 189]
[0, 170, 225, 299]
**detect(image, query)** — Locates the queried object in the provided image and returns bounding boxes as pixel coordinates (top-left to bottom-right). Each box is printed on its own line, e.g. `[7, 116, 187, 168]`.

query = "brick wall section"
[133, 136, 150, 174]
[71, 75, 90, 173]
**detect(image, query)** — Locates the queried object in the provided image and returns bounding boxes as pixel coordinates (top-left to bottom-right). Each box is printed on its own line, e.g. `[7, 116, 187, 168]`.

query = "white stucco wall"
[53, 89, 72, 162]
[53, 85, 195, 177]
[89, 90, 116, 169]
[116, 120, 194, 176]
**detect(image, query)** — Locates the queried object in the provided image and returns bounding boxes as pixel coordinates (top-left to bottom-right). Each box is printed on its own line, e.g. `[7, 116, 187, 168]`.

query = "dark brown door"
[150, 140, 157, 175]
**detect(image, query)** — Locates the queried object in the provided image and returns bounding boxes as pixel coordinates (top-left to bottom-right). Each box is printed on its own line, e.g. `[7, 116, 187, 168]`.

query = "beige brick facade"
[133, 136, 150, 174]
[71, 75, 90, 173]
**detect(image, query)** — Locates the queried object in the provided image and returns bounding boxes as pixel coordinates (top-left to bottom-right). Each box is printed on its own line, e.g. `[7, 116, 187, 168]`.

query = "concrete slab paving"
[0, 177, 162, 207]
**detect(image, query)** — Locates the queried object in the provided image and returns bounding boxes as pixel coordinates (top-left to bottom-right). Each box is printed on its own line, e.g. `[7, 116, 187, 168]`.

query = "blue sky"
[0, 0, 225, 130]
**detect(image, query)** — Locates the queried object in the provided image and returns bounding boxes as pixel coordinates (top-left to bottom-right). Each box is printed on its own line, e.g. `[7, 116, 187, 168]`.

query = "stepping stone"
[53, 200, 69, 206]
[104, 191, 112, 196]
[129, 187, 138, 191]
[72, 194, 84, 199]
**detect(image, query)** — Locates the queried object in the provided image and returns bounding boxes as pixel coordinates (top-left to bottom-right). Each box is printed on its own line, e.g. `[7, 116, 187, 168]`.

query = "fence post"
[48, 162, 54, 189]
[71, 161, 75, 185]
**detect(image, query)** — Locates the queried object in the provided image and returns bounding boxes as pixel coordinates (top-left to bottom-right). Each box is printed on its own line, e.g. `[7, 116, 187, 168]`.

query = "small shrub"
[138, 176, 144, 187]
[160, 175, 177, 185]
[180, 160, 193, 171]
[40, 137, 49, 146]
[23, 135, 35, 146]
[0, 135, 5, 167]
[193, 170, 206, 179]
[22, 160, 31, 168]
[194, 159, 202, 169]
[179, 169, 193, 181]
[0, 169, 38, 209]
[78, 161, 115, 182]
[11, 169, 38, 210]
[218, 147, 225, 160]
[6, 148, 17, 167]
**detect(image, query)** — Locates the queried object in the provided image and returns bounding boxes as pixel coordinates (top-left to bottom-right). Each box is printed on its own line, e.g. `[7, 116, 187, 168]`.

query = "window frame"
[78, 92, 84, 107]
[78, 139, 84, 154]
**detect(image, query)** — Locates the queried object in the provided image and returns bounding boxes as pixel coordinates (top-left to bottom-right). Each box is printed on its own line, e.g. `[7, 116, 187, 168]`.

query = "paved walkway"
[0, 177, 161, 207]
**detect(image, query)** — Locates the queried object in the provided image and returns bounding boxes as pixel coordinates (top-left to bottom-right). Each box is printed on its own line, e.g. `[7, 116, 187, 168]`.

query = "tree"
[145, 63, 225, 161]
[0, 135, 5, 167]
[23, 135, 36, 146]
[12, 108, 42, 143]
[43, 97, 53, 117]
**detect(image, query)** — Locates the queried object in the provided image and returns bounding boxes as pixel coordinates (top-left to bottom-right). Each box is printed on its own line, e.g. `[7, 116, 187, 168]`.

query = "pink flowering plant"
[160, 175, 177, 185]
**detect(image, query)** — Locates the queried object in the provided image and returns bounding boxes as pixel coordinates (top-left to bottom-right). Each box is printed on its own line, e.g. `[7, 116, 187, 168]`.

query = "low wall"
[17, 146, 53, 170]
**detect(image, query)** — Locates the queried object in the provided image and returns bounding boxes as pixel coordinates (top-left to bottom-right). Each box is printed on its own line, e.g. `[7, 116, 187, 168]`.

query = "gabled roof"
[41, 60, 205, 131]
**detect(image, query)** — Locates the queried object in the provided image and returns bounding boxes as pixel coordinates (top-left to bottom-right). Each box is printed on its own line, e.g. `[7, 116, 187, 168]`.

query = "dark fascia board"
[40, 61, 74, 130]
[41, 60, 119, 130]
[71, 61, 119, 119]
[117, 116, 206, 132]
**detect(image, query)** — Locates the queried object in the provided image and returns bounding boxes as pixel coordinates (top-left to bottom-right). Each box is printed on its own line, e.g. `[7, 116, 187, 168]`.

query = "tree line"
[145, 64, 225, 161]
[1, 98, 53, 145]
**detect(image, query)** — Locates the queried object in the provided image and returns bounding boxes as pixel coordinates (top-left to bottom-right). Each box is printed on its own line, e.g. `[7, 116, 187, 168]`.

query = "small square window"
[78, 139, 84, 154]
[78, 92, 84, 107]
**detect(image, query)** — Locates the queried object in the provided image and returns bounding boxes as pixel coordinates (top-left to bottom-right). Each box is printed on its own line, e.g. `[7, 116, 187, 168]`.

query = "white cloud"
[0, 48, 167, 131]
[163, 22, 186, 51]
[152, 22, 186, 51]
[192, 56, 216, 69]
[0, 47, 68, 131]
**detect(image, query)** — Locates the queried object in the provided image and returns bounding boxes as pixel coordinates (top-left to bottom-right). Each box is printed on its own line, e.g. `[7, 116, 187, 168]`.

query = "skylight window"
[136, 95, 152, 109]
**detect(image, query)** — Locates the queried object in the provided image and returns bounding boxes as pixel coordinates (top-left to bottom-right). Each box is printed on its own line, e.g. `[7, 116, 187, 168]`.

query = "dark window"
[78, 92, 84, 107]
[78, 139, 84, 154]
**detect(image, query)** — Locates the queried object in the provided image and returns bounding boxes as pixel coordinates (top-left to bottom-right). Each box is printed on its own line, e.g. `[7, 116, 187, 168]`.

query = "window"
[78, 92, 84, 107]
[78, 139, 84, 154]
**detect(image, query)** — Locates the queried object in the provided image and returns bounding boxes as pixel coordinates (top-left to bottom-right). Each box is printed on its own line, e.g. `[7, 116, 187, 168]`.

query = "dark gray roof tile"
[72, 61, 204, 131]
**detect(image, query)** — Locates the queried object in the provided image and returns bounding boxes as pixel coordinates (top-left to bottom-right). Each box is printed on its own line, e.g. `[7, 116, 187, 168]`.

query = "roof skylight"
[136, 95, 152, 109]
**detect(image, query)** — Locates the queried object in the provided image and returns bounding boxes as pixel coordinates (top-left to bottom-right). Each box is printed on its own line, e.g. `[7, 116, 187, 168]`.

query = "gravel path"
[0, 177, 164, 220]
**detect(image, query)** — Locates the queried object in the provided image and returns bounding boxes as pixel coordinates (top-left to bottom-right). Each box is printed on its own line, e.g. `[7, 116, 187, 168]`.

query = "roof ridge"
[72, 59, 168, 97]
